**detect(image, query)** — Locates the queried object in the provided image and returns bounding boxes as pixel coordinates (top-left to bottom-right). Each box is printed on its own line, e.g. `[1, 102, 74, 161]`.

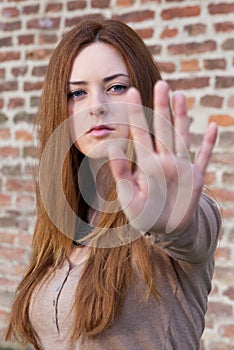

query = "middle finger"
[127, 87, 154, 163]
[153, 80, 174, 154]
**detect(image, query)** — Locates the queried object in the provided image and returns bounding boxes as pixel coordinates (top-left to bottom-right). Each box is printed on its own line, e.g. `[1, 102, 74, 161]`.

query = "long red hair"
[5, 17, 162, 349]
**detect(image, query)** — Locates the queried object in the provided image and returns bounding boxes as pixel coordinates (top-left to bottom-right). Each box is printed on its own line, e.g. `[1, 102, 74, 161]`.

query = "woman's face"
[68, 42, 131, 159]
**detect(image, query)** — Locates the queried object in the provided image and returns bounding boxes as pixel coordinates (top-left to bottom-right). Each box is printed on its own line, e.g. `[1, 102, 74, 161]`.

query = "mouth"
[87, 124, 115, 137]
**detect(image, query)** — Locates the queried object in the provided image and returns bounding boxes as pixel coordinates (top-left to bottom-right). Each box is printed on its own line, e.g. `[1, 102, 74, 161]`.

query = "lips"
[88, 124, 114, 132]
[88, 124, 115, 137]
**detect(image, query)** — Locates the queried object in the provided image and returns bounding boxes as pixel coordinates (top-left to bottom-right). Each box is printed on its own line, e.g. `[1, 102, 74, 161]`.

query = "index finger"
[153, 81, 174, 154]
[127, 87, 154, 162]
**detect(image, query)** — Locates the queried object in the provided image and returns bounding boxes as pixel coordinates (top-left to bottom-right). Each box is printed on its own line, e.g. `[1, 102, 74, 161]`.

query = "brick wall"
[0, 0, 233, 349]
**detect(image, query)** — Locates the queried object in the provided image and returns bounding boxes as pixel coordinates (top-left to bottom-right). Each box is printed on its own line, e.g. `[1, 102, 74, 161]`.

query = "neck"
[88, 158, 115, 217]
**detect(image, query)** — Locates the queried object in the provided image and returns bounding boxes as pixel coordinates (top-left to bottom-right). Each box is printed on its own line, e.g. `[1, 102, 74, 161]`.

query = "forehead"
[69, 42, 128, 80]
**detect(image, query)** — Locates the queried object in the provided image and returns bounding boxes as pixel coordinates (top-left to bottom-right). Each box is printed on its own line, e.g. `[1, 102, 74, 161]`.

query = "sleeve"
[149, 193, 222, 263]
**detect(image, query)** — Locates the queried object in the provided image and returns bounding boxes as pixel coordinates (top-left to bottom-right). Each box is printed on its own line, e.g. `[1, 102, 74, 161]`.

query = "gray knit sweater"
[29, 194, 221, 350]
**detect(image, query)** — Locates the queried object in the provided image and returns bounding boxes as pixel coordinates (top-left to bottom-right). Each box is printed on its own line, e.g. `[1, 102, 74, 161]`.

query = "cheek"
[69, 112, 90, 145]
[118, 124, 130, 139]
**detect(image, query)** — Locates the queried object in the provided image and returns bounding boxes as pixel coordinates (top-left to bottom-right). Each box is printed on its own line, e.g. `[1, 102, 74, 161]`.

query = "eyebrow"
[68, 73, 130, 85]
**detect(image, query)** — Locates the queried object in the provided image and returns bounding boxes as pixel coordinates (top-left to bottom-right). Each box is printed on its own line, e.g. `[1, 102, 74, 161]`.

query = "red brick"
[0, 309, 10, 326]
[46, 3, 63, 12]
[17, 232, 33, 247]
[224, 286, 234, 301]
[23, 146, 38, 158]
[215, 247, 232, 263]
[0, 277, 18, 290]
[227, 95, 234, 107]
[208, 301, 233, 318]
[0, 20, 21, 31]
[219, 131, 234, 148]
[0, 37, 12, 47]
[114, 10, 155, 22]
[0, 217, 17, 229]
[27, 17, 60, 30]
[7, 98, 25, 109]
[0, 98, 4, 109]
[39, 33, 58, 45]
[2, 6, 19, 17]
[209, 115, 234, 126]
[167, 77, 209, 90]
[0, 246, 25, 261]
[0, 194, 12, 206]
[147, 45, 162, 55]
[0, 113, 8, 123]
[0, 68, 5, 79]
[0, 231, 15, 245]
[161, 6, 200, 20]
[209, 2, 234, 14]
[0, 51, 20, 62]
[26, 49, 53, 60]
[0, 264, 27, 278]
[160, 27, 178, 38]
[0, 128, 10, 139]
[222, 38, 234, 50]
[200, 95, 223, 108]
[211, 189, 234, 202]
[215, 76, 234, 88]
[0, 81, 18, 92]
[16, 195, 35, 208]
[186, 97, 195, 110]
[22, 4, 39, 15]
[204, 59, 226, 70]
[18, 34, 34, 45]
[25, 164, 38, 175]
[11, 66, 28, 77]
[91, 0, 111, 8]
[1, 164, 21, 176]
[65, 15, 83, 27]
[181, 59, 200, 72]
[214, 21, 234, 32]
[219, 324, 234, 339]
[135, 28, 154, 39]
[6, 179, 35, 192]
[0, 147, 19, 158]
[219, 207, 234, 220]
[223, 172, 234, 185]
[211, 153, 234, 165]
[168, 40, 216, 55]
[208, 341, 234, 350]
[67, 0, 87, 10]
[30, 96, 40, 107]
[23, 81, 43, 91]
[13, 112, 35, 124]
[15, 130, 32, 142]
[158, 61, 176, 73]
[141, 0, 160, 2]
[214, 266, 234, 282]
[184, 23, 206, 36]
[32, 66, 47, 77]
[204, 172, 216, 185]
[116, 0, 135, 5]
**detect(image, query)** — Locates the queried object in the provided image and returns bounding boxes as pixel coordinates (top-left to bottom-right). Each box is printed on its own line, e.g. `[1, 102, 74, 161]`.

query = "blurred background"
[0, 0, 234, 349]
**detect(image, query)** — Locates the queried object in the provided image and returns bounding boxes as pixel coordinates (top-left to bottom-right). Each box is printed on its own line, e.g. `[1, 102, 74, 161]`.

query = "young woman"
[6, 17, 221, 350]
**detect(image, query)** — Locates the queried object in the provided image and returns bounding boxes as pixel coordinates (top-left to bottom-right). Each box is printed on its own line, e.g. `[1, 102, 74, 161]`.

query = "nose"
[89, 90, 109, 117]
[89, 103, 108, 117]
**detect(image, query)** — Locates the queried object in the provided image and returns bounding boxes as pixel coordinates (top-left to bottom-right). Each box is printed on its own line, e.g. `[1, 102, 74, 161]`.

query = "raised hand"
[108, 80, 218, 235]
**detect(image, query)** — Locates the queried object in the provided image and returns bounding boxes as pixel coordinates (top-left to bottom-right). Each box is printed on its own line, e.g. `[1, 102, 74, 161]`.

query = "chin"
[79, 139, 129, 160]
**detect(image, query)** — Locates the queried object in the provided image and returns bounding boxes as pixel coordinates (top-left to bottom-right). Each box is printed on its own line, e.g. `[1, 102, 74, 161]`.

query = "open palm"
[108, 81, 218, 235]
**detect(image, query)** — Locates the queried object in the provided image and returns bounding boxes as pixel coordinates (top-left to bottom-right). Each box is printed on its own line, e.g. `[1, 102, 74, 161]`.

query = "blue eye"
[68, 90, 86, 99]
[108, 84, 128, 93]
